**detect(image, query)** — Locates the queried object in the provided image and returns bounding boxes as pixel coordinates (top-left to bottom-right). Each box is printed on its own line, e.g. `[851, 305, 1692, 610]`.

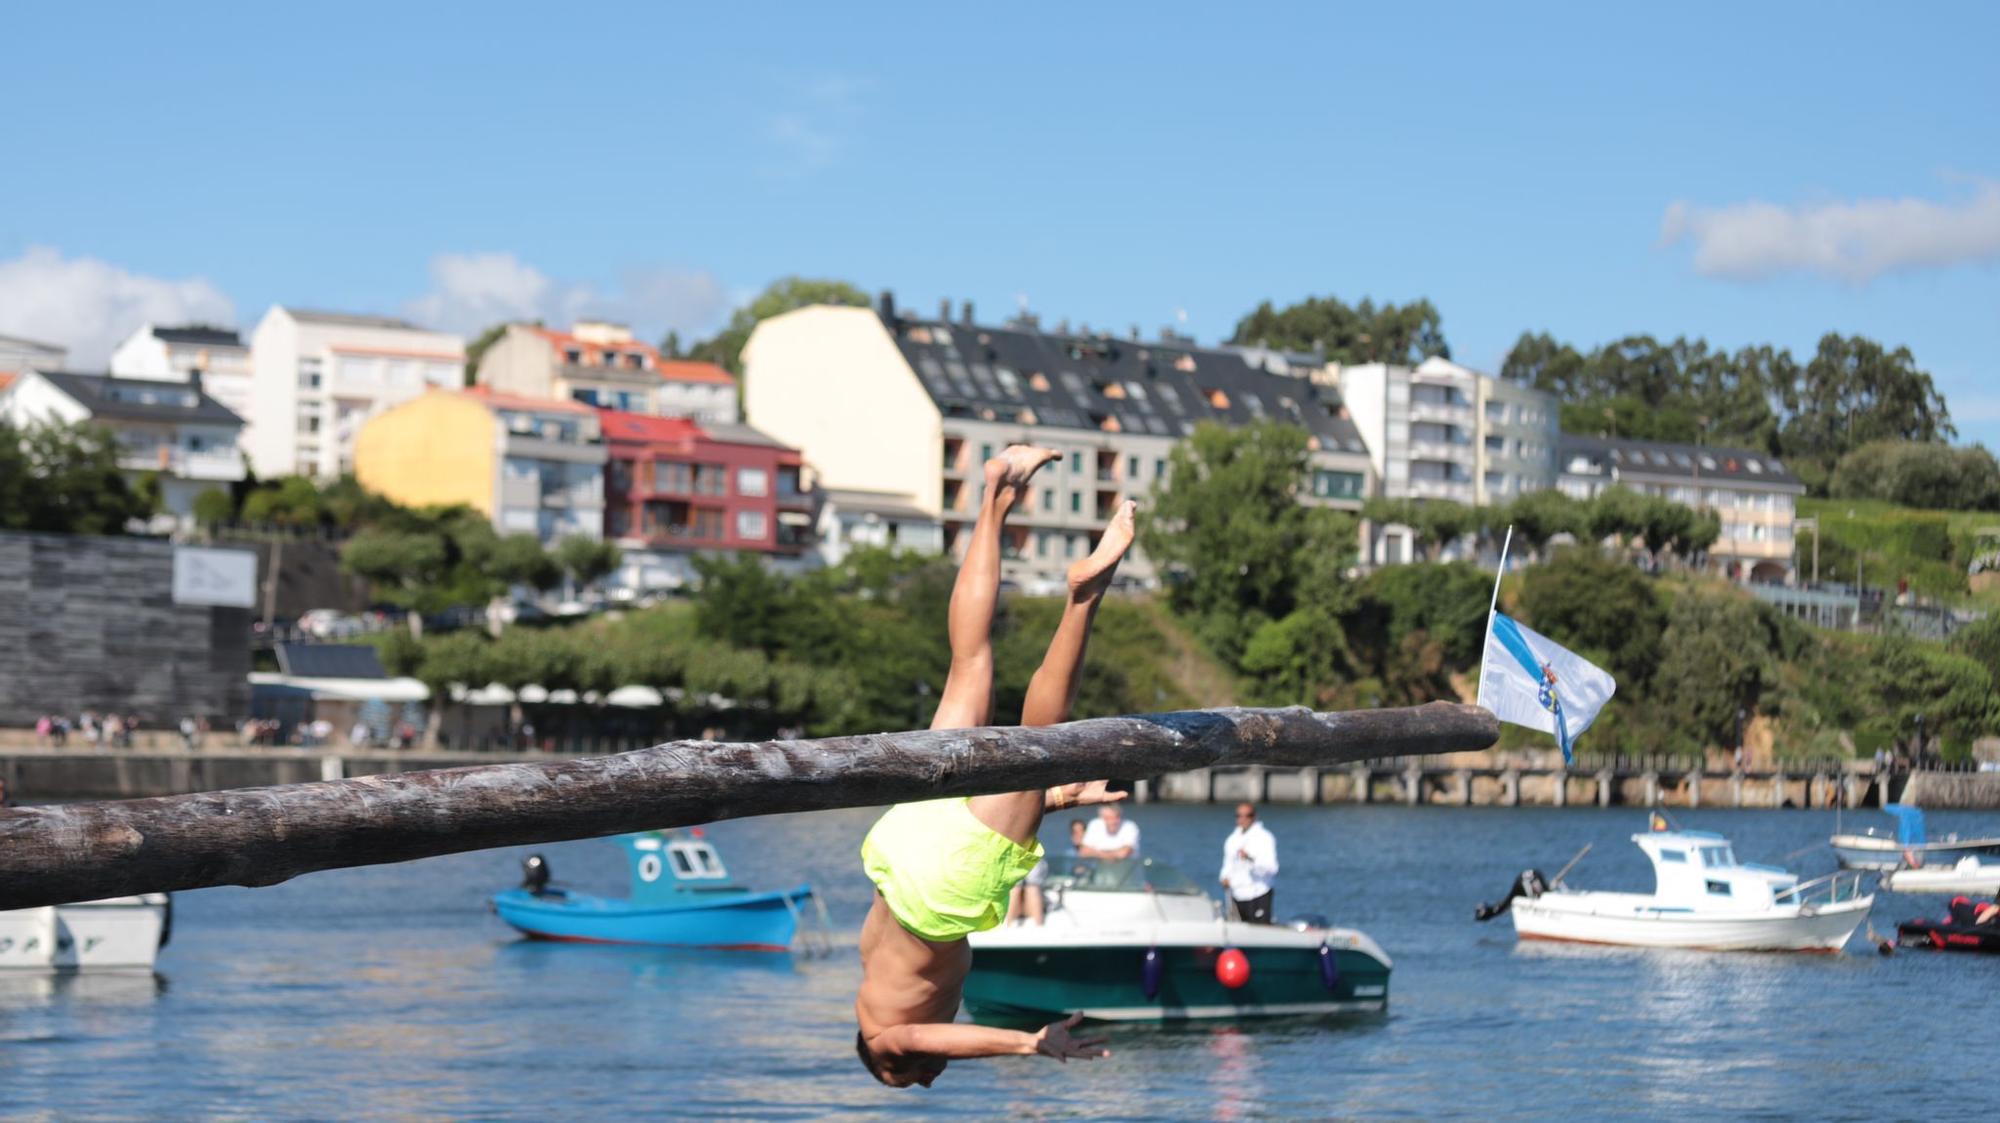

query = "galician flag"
[1476, 612, 1616, 765]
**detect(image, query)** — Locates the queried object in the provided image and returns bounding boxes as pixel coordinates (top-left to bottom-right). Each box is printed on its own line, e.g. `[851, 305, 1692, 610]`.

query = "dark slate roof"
[35, 371, 243, 426]
[1558, 434, 1801, 489]
[700, 421, 792, 450]
[276, 644, 387, 679]
[884, 315, 1369, 455]
[152, 325, 244, 347]
[822, 488, 935, 521]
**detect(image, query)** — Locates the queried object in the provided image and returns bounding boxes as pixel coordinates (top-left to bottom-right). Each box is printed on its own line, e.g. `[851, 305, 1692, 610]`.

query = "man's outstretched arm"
[875, 1015, 1109, 1063]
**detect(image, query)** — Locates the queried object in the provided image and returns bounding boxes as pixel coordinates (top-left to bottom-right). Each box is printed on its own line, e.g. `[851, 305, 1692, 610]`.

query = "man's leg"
[930, 446, 1057, 731]
[969, 501, 1137, 844]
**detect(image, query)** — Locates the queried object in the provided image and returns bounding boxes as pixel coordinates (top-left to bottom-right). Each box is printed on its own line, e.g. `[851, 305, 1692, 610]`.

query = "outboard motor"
[1474, 869, 1548, 922]
[521, 854, 552, 895]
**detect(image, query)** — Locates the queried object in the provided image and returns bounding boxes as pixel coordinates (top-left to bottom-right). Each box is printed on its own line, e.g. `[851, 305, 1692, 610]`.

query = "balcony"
[1406, 440, 1474, 465]
[1407, 399, 1473, 426]
[1403, 478, 1475, 503]
[118, 447, 246, 482]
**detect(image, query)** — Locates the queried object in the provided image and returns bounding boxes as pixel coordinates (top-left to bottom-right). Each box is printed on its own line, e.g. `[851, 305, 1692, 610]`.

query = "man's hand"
[1049, 780, 1126, 809]
[1034, 1013, 1109, 1063]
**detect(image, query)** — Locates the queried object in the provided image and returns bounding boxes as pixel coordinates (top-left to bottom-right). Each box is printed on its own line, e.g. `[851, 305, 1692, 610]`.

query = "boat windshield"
[1057, 857, 1205, 896]
[1698, 845, 1735, 868]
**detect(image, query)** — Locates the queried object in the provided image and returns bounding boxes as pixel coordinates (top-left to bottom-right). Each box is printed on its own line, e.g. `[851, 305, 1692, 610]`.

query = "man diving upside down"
[855, 445, 1138, 1088]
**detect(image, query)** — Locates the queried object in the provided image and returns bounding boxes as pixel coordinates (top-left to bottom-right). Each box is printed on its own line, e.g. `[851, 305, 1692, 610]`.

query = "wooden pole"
[0, 703, 1494, 909]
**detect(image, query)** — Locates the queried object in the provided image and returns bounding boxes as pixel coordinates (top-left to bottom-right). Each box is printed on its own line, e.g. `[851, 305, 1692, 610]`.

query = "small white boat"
[1830, 804, 2000, 871]
[1477, 828, 1872, 953]
[1885, 856, 2000, 897]
[0, 895, 171, 971]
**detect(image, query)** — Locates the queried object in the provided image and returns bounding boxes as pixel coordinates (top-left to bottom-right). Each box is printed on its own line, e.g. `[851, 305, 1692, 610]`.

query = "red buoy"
[1215, 948, 1250, 989]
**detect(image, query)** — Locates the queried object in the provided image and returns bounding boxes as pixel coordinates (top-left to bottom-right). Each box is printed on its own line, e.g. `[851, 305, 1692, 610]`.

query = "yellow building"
[354, 387, 607, 542]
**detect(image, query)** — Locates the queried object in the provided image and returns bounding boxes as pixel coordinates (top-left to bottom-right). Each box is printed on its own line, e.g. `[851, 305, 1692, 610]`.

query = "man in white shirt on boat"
[1080, 804, 1140, 860]
[1220, 803, 1279, 924]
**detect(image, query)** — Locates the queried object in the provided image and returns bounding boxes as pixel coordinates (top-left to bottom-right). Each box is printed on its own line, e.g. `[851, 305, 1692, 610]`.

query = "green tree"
[553, 534, 622, 591]
[240, 475, 325, 528]
[1410, 500, 1477, 562]
[3, 420, 152, 535]
[1651, 588, 1782, 752]
[191, 487, 236, 529]
[1228, 294, 1449, 365]
[1503, 489, 1586, 557]
[1517, 547, 1666, 690]
[1828, 440, 2000, 511]
[1778, 334, 1954, 486]
[1585, 486, 1649, 551]
[1141, 421, 1323, 665]
[689, 276, 870, 377]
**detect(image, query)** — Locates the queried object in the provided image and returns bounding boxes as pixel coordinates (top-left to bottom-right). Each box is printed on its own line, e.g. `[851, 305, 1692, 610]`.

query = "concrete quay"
[1138, 754, 2000, 810]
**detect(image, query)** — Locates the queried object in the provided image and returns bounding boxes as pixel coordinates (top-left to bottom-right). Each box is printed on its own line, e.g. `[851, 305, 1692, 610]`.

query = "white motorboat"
[1476, 828, 1873, 952]
[1830, 803, 2000, 871]
[0, 895, 171, 971]
[965, 857, 1392, 1022]
[1885, 856, 2000, 897]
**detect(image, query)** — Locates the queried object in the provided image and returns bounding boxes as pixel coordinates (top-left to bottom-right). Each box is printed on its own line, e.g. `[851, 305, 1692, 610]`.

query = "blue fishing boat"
[492, 829, 816, 951]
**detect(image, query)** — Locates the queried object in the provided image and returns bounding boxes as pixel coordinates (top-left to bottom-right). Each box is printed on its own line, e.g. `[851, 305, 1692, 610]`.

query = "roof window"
[1699, 455, 1717, 470]
[1098, 380, 1127, 400]
[1745, 459, 1764, 473]
[1124, 381, 1148, 401]
[1173, 355, 1198, 373]
[1206, 387, 1230, 410]
[1028, 372, 1051, 392]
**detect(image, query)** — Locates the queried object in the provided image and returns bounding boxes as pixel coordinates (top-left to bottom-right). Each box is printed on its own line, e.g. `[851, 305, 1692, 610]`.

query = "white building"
[815, 488, 948, 568]
[743, 298, 1374, 588]
[475, 321, 739, 425]
[109, 324, 254, 429]
[1558, 435, 1804, 584]
[0, 369, 245, 521]
[1338, 356, 1558, 563]
[247, 307, 465, 480]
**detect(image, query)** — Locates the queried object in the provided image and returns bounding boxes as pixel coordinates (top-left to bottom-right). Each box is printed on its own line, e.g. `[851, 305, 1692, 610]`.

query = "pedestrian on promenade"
[122, 714, 140, 748]
[350, 720, 370, 748]
[1219, 803, 1280, 924]
[105, 713, 124, 749]
[179, 717, 198, 751]
[34, 715, 51, 746]
[81, 711, 99, 746]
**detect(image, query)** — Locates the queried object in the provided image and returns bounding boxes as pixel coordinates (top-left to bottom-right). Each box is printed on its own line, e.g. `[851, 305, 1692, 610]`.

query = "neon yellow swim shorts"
[860, 797, 1044, 942]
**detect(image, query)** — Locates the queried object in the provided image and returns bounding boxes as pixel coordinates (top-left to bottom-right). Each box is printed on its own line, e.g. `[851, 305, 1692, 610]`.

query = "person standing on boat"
[1080, 804, 1140, 860]
[854, 446, 1135, 1088]
[1219, 803, 1279, 924]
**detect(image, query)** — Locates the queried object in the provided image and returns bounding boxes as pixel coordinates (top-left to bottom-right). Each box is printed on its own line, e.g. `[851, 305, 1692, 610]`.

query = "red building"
[598, 410, 815, 589]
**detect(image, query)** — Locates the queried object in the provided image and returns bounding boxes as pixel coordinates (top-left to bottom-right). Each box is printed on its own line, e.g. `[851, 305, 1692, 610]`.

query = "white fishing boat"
[1830, 804, 2000, 871]
[1884, 856, 2000, 897]
[0, 895, 171, 971]
[1475, 828, 1872, 952]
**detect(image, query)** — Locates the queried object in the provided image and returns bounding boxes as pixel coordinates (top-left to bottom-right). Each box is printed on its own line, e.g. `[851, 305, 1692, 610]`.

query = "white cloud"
[0, 246, 236, 367]
[1660, 179, 2000, 283]
[404, 252, 733, 342]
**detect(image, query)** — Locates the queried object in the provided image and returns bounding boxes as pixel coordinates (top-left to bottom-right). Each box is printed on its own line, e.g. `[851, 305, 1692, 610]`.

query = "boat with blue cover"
[492, 829, 816, 951]
[1830, 803, 2000, 871]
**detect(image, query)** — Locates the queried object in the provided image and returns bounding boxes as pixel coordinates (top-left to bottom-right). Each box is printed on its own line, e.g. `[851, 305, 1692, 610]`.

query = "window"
[1311, 470, 1364, 500]
[1070, 491, 1082, 513]
[737, 511, 768, 539]
[737, 468, 769, 497]
[1705, 880, 1732, 896]
[297, 360, 322, 390]
[571, 388, 601, 406]
[564, 348, 582, 365]
[1127, 455, 1140, 478]
[1485, 435, 1507, 454]
[980, 443, 993, 463]
[694, 465, 727, 495]
[1065, 535, 1078, 558]
[692, 508, 724, 539]
[657, 462, 692, 494]
[1040, 487, 1054, 510]
[626, 353, 646, 370]
[1070, 451, 1083, 474]
[1155, 458, 1167, 478]
[1036, 531, 1049, 557]
[1658, 849, 1686, 863]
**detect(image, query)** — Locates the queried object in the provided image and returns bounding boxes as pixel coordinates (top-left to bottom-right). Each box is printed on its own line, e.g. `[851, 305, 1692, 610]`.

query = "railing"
[1772, 869, 1871, 908]
[117, 449, 247, 481]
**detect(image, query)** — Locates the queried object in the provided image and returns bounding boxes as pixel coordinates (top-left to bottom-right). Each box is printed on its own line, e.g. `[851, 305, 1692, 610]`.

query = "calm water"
[6, 803, 2000, 1120]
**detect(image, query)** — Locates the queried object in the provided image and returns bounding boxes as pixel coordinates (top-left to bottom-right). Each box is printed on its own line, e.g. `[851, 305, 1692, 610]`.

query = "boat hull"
[1511, 892, 1872, 952]
[1884, 864, 2000, 896]
[963, 927, 1390, 1022]
[0, 896, 168, 971]
[1831, 835, 2000, 871]
[492, 885, 810, 951]
[1896, 919, 2000, 953]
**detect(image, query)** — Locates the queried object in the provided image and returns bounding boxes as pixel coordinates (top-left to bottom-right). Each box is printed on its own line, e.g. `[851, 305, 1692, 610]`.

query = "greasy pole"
[0, 702, 1495, 908]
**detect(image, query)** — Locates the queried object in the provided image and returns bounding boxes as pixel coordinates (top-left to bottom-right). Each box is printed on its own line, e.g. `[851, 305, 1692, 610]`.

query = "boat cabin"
[1636, 830, 1797, 909]
[1044, 857, 1219, 927]
[622, 830, 747, 902]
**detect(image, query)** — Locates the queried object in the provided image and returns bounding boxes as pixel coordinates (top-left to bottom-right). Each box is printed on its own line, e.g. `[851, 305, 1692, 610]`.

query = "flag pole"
[1476, 525, 1514, 709]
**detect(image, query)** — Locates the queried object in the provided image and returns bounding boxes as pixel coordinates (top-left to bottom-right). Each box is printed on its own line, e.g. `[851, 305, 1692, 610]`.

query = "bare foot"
[985, 445, 1059, 509]
[1069, 499, 1136, 600]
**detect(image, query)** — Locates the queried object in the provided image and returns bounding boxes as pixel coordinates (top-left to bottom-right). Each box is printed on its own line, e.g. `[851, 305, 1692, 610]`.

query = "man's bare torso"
[855, 893, 969, 1040]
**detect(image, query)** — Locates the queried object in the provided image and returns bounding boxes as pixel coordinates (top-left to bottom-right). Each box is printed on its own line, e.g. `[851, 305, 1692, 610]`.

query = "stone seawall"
[1900, 772, 2000, 810]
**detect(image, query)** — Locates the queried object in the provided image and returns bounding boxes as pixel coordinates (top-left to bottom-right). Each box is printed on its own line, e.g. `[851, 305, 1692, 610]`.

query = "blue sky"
[4, 3, 1996, 445]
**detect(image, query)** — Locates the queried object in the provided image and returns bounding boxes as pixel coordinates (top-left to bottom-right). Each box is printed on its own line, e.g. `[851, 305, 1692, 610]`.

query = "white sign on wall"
[172, 546, 258, 608]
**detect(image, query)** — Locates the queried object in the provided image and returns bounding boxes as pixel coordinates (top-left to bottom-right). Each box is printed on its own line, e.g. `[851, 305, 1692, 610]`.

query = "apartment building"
[474, 321, 739, 425]
[0, 368, 245, 521]
[1338, 357, 1558, 563]
[353, 387, 605, 543]
[109, 323, 254, 425]
[1556, 434, 1804, 583]
[247, 307, 465, 480]
[742, 298, 1374, 587]
[598, 410, 814, 590]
